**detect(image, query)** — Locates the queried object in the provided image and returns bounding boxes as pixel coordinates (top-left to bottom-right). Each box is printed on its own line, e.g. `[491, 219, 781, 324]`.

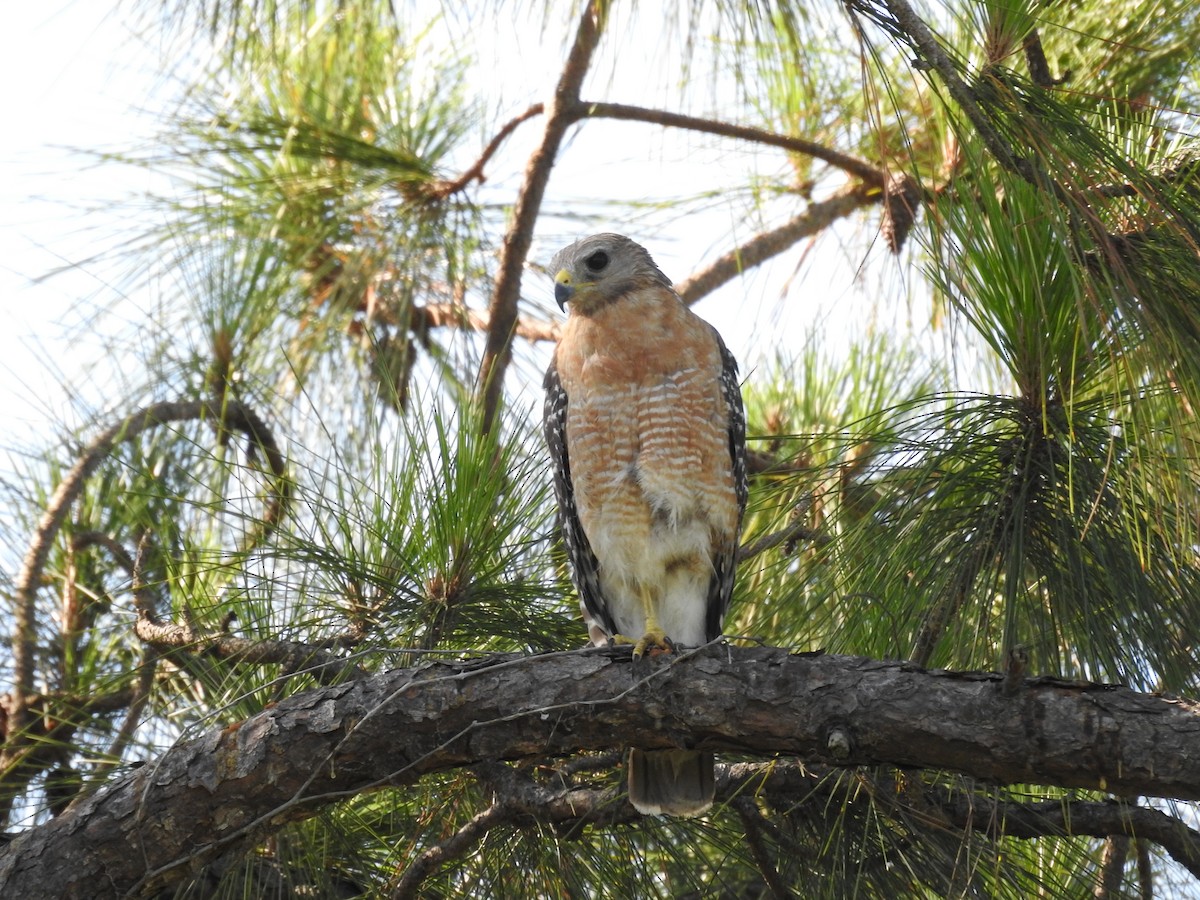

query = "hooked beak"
[554, 269, 574, 311]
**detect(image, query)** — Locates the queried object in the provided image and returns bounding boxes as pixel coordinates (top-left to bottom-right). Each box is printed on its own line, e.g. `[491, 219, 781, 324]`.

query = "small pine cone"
[881, 173, 922, 254]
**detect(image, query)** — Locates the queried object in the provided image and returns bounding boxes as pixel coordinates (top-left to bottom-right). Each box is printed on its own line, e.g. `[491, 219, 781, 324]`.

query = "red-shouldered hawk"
[543, 233, 748, 817]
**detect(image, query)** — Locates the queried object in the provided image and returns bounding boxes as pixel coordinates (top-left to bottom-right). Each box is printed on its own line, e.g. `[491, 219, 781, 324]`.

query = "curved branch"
[577, 102, 887, 188]
[428, 104, 545, 199]
[2, 646, 1200, 898]
[476, 0, 608, 431]
[7, 399, 288, 754]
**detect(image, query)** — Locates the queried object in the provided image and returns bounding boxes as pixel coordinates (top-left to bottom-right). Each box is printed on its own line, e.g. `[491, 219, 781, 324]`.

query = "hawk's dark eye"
[584, 250, 609, 273]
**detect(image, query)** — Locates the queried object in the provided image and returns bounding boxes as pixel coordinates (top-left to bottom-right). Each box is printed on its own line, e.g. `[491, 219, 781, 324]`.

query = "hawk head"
[550, 233, 673, 313]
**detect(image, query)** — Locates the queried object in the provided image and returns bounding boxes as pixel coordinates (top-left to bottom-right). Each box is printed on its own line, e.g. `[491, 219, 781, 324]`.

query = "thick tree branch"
[476, 0, 607, 431]
[2, 646, 1199, 898]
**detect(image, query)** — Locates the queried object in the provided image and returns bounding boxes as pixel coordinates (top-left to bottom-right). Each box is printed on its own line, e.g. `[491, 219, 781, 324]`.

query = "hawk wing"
[706, 333, 748, 641]
[543, 357, 615, 638]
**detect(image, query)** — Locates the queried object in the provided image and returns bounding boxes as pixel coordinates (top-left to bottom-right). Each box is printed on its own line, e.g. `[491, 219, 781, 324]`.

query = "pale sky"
[1, 5, 172, 436]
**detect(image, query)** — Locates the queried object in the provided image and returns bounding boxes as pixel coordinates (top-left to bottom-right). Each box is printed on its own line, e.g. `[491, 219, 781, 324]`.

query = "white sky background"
[0, 5, 170, 433]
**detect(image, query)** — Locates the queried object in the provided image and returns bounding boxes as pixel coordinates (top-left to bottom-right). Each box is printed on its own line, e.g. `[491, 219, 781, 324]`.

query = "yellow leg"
[632, 585, 672, 659]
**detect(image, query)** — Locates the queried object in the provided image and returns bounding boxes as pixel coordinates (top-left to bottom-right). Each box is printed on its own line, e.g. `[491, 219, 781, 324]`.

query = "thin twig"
[476, 0, 608, 431]
[738, 517, 829, 563]
[97, 650, 159, 778]
[428, 104, 545, 199]
[556, 750, 623, 779]
[71, 532, 162, 775]
[410, 302, 562, 344]
[733, 797, 795, 899]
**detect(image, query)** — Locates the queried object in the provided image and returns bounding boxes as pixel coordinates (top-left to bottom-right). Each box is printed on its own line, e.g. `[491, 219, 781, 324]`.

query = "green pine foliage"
[4, 0, 1200, 895]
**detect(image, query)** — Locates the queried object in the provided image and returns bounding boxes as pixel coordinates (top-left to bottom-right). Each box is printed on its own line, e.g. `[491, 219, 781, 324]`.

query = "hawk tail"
[627, 749, 715, 817]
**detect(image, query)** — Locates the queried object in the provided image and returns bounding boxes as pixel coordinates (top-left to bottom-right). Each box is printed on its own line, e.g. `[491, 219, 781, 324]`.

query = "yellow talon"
[632, 626, 674, 660]
[631, 584, 675, 659]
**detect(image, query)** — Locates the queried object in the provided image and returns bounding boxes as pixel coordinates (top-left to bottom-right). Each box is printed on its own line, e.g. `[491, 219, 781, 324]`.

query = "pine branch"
[4, 646, 1200, 898]
[577, 102, 887, 187]
[3, 398, 288, 822]
[477, 0, 608, 432]
[863, 0, 1038, 185]
[675, 183, 879, 306]
[428, 104, 545, 199]
[390, 800, 511, 899]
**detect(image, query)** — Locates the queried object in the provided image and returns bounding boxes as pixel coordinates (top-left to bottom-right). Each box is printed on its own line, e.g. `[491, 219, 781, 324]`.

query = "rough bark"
[1, 644, 1198, 898]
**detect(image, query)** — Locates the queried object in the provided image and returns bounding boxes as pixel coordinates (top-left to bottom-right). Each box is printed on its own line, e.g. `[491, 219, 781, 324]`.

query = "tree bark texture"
[1, 645, 1197, 898]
